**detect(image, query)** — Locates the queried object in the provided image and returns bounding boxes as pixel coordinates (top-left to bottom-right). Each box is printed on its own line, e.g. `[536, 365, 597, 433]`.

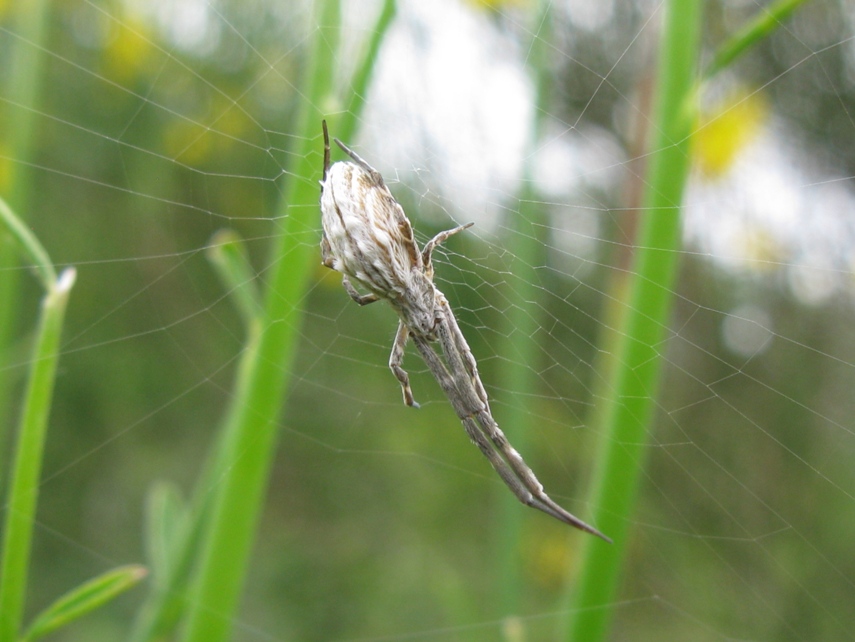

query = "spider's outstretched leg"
[322, 120, 331, 181]
[341, 274, 379, 306]
[390, 320, 419, 408]
[333, 137, 385, 184]
[422, 222, 474, 270]
[321, 234, 333, 269]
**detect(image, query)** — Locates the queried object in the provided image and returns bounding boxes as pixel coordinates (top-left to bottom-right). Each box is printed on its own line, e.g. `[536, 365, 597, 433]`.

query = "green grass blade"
[0, 267, 76, 642]
[0, 0, 52, 444]
[336, 0, 396, 145]
[704, 0, 810, 79]
[130, 244, 263, 642]
[21, 565, 147, 642]
[0, 197, 56, 290]
[178, 1, 399, 635]
[493, 0, 553, 615]
[143, 482, 190, 585]
[130, 3, 396, 639]
[563, 1, 702, 640]
[0, 0, 51, 209]
[206, 230, 263, 326]
[128, 413, 237, 642]
[177, 1, 341, 640]
[493, 186, 546, 613]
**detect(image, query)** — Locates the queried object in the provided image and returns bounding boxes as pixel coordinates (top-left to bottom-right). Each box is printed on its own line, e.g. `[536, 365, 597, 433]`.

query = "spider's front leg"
[389, 320, 419, 408]
[322, 234, 380, 305]
[421, 222, 474, 271]
[341, 274, 379, 306]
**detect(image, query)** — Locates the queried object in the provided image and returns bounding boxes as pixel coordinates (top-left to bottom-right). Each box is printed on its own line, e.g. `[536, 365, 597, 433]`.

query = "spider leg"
[422, 222, 474, 270]
[341, 274, 380, 306]
[321, 120, 331, 182]
[390, 320, 419, 408]
[333, 137, 384, 181]
[411, 334, 476, 418]
[436, 296, 490, 410]
[321, 233, 335, 269]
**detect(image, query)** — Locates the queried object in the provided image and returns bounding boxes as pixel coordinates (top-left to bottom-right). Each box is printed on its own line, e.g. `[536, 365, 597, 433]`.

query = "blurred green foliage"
[1, 0, 854, 640]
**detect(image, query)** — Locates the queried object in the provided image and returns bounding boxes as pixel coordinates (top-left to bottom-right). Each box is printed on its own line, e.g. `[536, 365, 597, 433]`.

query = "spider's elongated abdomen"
[320, 160, 422, 302]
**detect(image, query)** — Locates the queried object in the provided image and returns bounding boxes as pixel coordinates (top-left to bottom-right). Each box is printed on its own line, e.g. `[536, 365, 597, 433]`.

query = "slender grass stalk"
[0, 198, 55, 290]
[0, 196, 75, 642]
[0, 0, 52, 462]
[176, 0, 394, 638]
[494, 185, 545, 613]
[563, 2, 701, 641]
[207, 230, 264, 325]
[336, 0, 396, 145]
[128, 331, 261, 642]
[0, 281, 75, 639]
[131, 2, 397, 639]
[176, 2, 341, 640]
[142, 483, 188, 594]
[704, 0, 810, 80]
[493, 0, 553, 615]
[129, 236, 267, 642]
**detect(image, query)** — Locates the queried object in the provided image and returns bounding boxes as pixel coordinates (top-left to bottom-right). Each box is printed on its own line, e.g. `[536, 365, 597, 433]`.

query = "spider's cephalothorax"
[318, 120, 610, 542]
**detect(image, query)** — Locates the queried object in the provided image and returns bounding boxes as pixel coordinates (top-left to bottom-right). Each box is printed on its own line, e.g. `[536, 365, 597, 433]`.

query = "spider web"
[2, 0, 855, 640]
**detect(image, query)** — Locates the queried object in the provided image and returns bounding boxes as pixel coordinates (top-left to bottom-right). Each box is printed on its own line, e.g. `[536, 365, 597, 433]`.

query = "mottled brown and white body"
[319, 121, 609, 541]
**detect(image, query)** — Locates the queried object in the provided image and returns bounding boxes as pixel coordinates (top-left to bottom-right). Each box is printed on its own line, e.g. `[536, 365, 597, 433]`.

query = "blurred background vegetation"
[2, 0, 855, 640]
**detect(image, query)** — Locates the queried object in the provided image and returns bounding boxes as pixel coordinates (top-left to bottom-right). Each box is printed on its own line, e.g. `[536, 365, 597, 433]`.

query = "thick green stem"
[564, 1, 701, 640]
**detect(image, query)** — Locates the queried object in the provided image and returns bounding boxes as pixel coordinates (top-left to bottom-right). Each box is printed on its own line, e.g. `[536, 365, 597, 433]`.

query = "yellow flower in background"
[694, 90, 768, 178]
[523, 529, 575, 590]
[163, 99, 250, 168]
[102, 12, 155, 84]
[163, 119, 212, 167]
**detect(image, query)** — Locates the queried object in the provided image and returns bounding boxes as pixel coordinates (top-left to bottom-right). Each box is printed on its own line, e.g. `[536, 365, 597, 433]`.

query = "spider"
[318, 120, 609, 541]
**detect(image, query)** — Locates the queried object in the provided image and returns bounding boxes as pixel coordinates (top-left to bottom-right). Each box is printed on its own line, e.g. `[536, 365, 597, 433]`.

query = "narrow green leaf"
[125, 2, 400, 641]
[178, 3, 341, 639]
[21, 565, 147, 642]
[564, 1, 702, 640]
[0, 0, 53, 446]
[705, 0, 810, 79]
[206, 230, 263, 326]
[176, 1, 397, 640]
[128, 479, 209, 642]
[144, 482, 189, 584]
[0, 196, 56, 292]
[0, 268, 75, 642]
[493, 0, 555, 615]
[336, 0, 396, 144]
